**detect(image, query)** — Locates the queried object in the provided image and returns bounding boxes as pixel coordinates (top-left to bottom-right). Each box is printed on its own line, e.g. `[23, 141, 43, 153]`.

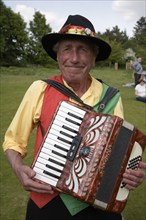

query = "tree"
[96, 33, 124, 66]
[0, 0, 28, 66]
[102, 26, 129, 49]
[133, 17, 146, 47]
[26, 11, 54, 66]
[108, 39, 124, 65]
[130, 17, 146, 64]
[96, 26, 129, 67]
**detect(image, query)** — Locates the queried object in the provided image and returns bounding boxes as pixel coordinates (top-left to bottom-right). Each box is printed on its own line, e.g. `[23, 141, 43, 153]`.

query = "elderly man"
[3, 15, 146, 220]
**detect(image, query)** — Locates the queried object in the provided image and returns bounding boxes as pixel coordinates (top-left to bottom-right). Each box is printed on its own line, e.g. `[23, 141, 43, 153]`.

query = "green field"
[0, 66, 146, 220]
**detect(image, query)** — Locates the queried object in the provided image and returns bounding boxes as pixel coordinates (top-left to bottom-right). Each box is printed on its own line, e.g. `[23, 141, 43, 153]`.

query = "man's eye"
[80, 47, 88, 52]
[81, 49, 89, 54]
[63, 47, 70, 51]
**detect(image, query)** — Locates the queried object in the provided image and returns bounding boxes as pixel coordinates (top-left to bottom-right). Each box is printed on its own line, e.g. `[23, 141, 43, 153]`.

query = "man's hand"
[5, 149, 54, 194]
[15, 164, 54, 194]
[123, 161, 146, 190]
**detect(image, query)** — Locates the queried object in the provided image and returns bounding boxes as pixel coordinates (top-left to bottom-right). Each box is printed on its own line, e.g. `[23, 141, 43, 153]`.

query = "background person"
[2, 15, 146, 220]
[135, 75, 146, 103]
[132, 57, 143, 86]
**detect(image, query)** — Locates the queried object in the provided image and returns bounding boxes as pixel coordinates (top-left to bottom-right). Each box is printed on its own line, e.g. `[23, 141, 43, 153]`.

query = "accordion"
[32, 101, 146, 213]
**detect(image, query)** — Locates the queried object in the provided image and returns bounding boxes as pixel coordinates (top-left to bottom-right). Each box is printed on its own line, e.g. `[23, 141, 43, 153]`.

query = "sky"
[3, 0, 146, 37]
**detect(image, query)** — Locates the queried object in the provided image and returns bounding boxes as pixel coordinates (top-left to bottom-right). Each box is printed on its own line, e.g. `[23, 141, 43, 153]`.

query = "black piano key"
[60, 101, 86, 117]
[66, 117, 80, 126]
[46, 164, 62, 173]
[52, 150, 67, 158]
[54, 144, 68, 152]
[58, 136, 72, 144]
[48, 158, 65, 167]
[68, 112, 83, 120]
[60, 130, 74, 138]
[62, 125, 78, 134]
[43, 170, 59, 179]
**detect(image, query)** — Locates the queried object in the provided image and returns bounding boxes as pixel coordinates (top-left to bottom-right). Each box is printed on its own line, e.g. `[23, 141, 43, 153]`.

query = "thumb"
[24, 165, 36, 178]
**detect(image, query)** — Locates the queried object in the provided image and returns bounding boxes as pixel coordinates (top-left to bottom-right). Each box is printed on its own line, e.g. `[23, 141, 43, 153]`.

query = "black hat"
[42, 15, 111, 62]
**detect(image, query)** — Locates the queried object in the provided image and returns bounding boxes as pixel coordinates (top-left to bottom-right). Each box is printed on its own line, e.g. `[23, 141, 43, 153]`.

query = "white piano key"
[53, 119, 79, 133]
[45, 136, 70, 156]
[45, 138, 70, 151]
[35, 161, 61, 177]
[59, 105, 84, 120]
[57, 111, 82, 125]
[46, 129, 73, 147]
[46, 134, 71, 149]
[37, 155, 64, 171]
[34, 173, 57, 186]
[39, 152, 65, 168]
[49, 128, 73, 142]
[34, 166, 59, 182]
[51, 123, 77, 137]
[61, 101, 86, 116]
[33, 167, 58, 186]
[55, 115, 80, 130]
[39, 151, 51, 160]
[41, 147, 66, 163]
[43, 142, 68, 156]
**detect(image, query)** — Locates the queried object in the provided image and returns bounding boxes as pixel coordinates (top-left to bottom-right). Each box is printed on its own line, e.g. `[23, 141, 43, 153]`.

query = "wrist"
[5, 149, 23, 172]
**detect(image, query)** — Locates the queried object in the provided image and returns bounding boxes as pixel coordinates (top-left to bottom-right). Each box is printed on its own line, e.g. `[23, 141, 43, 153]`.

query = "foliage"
[108, 39, 124, 64]
[26, 11, 55, 66]
[95, 35, 125, 66]
[96, 18, 146, 65]
[0, 0, 28, 66]
[133, 16, 146, 47]
[129, 17, 146, 62]
[98, 25, 129, 49]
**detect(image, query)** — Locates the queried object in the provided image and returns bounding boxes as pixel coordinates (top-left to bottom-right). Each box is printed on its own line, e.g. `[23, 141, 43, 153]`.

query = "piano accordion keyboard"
[32, 101, 87, 186]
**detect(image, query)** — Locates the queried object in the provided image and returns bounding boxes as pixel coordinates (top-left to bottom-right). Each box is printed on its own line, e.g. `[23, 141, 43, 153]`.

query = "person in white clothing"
[135, 75, 146, 103]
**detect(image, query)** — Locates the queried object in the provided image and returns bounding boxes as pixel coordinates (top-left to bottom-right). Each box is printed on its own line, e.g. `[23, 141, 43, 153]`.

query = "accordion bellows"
[32, 101, 146, 213]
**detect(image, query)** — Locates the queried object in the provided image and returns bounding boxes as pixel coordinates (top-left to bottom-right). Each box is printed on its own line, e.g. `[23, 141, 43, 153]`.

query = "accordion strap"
[98, 86, 119, 112]
[42, 79, 93, 110]
[42, 79, 119, 112]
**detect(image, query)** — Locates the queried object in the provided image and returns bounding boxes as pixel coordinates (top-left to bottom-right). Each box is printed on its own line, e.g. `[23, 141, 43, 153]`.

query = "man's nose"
[70, 50, 79, 62]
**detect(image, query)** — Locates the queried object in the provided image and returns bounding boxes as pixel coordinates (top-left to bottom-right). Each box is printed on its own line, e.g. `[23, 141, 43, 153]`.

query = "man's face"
[56, 39, 97, 84]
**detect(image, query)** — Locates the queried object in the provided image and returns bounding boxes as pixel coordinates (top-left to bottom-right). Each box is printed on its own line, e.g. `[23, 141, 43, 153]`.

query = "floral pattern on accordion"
[64, 115, 115, 200]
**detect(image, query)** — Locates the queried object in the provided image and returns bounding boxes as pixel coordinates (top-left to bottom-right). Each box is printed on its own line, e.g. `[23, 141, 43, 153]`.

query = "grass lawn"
[0, 66, 146, 220]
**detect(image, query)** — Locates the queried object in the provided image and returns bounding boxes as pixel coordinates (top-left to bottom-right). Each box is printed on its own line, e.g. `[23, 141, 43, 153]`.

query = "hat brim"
[42, 33, 111, 62]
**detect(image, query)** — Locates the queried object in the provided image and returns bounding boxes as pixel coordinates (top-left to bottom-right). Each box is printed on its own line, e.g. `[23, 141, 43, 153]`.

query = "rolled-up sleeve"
[2, 80, 47, 157]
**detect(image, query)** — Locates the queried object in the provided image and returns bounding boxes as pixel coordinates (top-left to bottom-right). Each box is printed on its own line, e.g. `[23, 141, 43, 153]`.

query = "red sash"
[30, 74, 69, 208]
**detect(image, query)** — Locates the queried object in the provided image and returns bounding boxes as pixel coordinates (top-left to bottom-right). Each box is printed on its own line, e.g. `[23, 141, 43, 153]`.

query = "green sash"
[59, 83, 120, 215]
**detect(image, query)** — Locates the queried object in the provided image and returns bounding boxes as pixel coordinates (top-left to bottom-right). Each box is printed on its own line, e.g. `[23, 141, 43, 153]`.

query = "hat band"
[59, 25, 96, 37]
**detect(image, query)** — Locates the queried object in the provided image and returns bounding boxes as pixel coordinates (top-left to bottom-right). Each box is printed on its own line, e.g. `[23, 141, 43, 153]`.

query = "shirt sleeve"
[2, 80, 47, 157]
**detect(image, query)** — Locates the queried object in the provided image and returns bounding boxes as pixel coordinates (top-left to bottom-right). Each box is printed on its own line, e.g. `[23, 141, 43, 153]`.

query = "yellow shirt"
[2, 76, 124, 157]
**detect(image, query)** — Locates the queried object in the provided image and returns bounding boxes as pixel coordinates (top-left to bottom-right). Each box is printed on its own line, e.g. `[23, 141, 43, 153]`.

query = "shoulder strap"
[97, 86, 119, 112]
[42, 79, 119, 113]
[42, 79, 93, 110]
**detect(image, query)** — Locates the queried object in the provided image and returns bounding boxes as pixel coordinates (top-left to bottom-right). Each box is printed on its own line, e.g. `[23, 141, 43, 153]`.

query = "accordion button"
[79, 146, 90, 157]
